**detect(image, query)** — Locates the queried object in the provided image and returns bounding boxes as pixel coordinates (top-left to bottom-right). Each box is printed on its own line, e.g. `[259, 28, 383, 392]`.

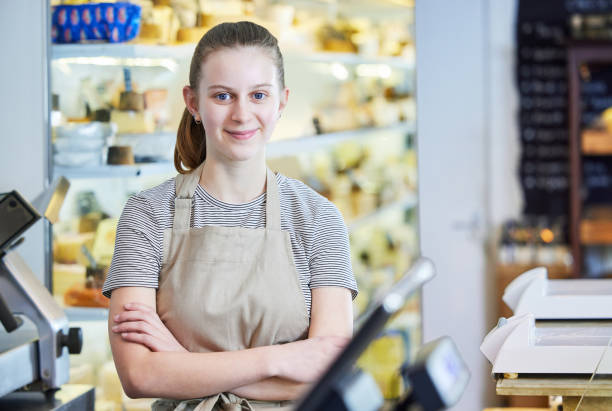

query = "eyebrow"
[207, 83, 274, 92]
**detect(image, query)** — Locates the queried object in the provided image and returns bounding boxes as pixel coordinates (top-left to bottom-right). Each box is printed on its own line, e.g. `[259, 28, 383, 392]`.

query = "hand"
[276, 336, 350, 383]
[111, 302, 188, 353]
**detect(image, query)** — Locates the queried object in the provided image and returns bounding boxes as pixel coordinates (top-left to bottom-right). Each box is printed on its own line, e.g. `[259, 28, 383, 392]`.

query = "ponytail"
[174, 107, 206, 174]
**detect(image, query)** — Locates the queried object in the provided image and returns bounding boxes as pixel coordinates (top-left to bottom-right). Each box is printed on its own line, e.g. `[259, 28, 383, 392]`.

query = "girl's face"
[185, 46, 288, 164]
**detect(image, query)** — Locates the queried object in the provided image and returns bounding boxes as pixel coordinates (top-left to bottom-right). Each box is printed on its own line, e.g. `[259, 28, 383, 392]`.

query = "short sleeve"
[102, 195, 162, 298]
[308, 201, 358, 299]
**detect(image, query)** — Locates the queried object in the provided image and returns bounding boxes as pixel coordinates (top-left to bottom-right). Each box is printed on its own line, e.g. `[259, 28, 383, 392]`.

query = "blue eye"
[253, 92, 266, 100]
[215, 93, 231, 101]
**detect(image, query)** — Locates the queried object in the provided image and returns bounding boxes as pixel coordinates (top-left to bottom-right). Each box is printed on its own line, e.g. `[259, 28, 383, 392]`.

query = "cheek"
[201, 103, 224, 127]
[258, 105, 280, 125]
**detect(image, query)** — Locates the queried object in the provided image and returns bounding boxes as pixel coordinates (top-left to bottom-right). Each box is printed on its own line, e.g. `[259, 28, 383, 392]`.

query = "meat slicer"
[0, 178, 91, 408]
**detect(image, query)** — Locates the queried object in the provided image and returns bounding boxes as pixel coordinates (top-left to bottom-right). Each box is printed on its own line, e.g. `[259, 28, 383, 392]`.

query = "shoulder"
[134, 177, 176, 204]
[119, 177, 175, 226]
[276, 173, 342, 223]
[277, 173, 346, 234]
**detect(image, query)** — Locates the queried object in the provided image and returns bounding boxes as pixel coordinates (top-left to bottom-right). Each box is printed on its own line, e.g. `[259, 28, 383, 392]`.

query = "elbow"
[120, 366, 149, 399]
[114, 354, 155, 399]
[289, 383, 310, 401]
[121, 365, 159, 399]
[122, 379, 143, 399]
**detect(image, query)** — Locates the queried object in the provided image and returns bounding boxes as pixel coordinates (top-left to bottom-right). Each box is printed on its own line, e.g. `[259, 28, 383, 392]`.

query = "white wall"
[488, 0, 522, 226]
[0, 0, 49, 283]
[416, 0, 521, 409]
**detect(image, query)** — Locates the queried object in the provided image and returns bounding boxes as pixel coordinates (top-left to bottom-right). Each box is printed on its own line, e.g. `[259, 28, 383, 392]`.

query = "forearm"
[110, 287, 353, 400]
[230, 377, 310, 401]
[123, 345, 277, 399]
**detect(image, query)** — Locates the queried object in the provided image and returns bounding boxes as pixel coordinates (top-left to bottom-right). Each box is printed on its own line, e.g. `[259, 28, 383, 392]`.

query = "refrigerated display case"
[47, 0, 418, 407]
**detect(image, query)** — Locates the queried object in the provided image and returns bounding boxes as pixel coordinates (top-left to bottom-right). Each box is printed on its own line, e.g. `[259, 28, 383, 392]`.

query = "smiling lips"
[225, 129, 258, 140]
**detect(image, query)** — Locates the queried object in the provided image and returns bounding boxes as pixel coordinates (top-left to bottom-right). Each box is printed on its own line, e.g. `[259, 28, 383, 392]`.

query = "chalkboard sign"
[518, 0, 612, 217]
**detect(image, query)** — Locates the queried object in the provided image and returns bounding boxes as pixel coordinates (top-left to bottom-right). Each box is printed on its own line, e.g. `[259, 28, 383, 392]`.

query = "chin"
[224, 146, 264, 163]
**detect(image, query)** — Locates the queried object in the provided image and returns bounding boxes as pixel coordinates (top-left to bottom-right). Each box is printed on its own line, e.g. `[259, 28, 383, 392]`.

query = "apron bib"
[153, 165, 309, 411]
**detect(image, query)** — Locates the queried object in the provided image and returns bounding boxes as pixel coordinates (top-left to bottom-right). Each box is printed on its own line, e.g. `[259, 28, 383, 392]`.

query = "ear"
[183, 85, 199, 117]
[278, 87, 289, 115]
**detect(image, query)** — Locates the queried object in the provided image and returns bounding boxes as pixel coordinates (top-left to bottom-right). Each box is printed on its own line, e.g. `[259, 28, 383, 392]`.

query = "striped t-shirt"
[102, 172, 358, 315]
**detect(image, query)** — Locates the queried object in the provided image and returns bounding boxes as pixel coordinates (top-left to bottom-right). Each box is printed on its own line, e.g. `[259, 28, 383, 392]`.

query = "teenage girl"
[103, 21, 358, 410]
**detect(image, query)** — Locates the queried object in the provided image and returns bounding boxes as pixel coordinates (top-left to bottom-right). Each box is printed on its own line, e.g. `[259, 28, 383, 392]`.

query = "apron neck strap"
[173, 165, 281, 230]
[265, 168, 281, 230]
[173, 163, 204, 230]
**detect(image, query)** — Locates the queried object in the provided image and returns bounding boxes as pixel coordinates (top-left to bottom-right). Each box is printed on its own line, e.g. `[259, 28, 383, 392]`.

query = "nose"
[230, 97, 251, 123]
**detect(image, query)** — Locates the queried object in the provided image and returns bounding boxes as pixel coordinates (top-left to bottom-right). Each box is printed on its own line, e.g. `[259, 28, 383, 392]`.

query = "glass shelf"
[53, 122, 414, 180]
[267, 122, 415, 157]
[52, 43, 414, 69]
[52, 43, 196, 60]
[54, 162, 175, 180]
[64, 306, 109, 322]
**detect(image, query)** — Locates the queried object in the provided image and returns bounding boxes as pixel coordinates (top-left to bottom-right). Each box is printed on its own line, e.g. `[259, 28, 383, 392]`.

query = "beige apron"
[152, 164, 310, 411]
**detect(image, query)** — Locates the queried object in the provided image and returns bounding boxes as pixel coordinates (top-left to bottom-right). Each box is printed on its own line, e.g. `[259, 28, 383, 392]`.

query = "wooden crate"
[580, 218, 612, 244]
[582, 129, 612, 154]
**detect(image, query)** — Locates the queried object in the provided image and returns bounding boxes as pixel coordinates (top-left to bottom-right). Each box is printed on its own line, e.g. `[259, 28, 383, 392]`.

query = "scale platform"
[481, 313, 612, 375]
[503, 267, 612, 319]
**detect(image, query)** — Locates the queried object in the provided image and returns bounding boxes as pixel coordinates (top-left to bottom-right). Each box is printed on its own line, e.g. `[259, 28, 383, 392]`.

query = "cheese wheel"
[176, 27, 208, 43]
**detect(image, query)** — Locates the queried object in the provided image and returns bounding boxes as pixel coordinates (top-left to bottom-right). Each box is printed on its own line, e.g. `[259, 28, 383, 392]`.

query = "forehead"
[200, 46, 278, 89]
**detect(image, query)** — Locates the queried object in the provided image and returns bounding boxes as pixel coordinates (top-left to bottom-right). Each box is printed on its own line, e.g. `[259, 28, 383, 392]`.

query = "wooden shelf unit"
[568, 42, 612, 275]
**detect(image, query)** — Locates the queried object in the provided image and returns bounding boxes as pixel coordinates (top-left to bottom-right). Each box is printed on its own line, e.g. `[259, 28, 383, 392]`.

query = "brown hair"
[174, 21, 286, 174]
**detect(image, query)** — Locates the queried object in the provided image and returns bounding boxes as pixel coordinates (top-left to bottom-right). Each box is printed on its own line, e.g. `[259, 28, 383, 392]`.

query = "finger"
[114, 310, 149, 323]
[114, 321, 181, 353]
[114, 322, 166, 341]
[117, 304, 161, 323]
[114, 310, 175, 341]
[120, 332, 164, 352]
[115, 310, 162, 328]
[123, 302, 155, 312]
[113, 320, 174, 345]
[112, 320, 154, 335]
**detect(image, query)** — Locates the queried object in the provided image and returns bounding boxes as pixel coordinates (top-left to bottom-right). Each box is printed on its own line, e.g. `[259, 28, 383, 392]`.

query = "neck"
[199, 156, 268, 204]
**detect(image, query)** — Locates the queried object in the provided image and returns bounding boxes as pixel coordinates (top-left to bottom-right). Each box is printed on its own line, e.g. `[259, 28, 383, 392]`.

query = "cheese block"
[54, 232, 96, 264]
[53, 263, 86, 298]
[92, 218, 118, 267]
[176, 26, 208, 43]
[64, 283, 109, 308]
[118, 91, 144, 112]
[356, 333, 406, 399]
[78, 211, 105, 234]
[138, 23, 163, 43]
[107, 146, 134, 165]
[110, 110, 155, 134]
[151, 5, 179, 44]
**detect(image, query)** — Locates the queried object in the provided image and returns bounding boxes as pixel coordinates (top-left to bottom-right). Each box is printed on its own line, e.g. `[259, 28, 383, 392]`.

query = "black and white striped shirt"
[102, 173, 358, 315]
